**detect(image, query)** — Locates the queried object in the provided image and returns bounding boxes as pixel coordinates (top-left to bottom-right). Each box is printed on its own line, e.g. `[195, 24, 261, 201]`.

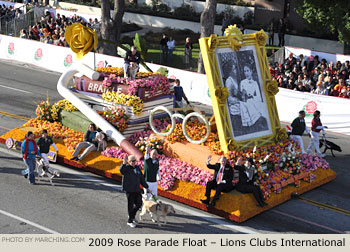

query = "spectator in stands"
[341, 60, 349, 73]
[20, 29, 27, 39]
[302, 74, 312, 87]
[294, 74, 303, 87]
[339, 88, 349, 98]
[124, 46, 141, 80]
[298, 54, 307, 68]
[311, 67, 321, 84]
[333, 79, 346, 97]
[286, 79, 295, 90]
[285, 52, 296, 67]
[294, 81, 305, 92]
[313, 82, 327, 95]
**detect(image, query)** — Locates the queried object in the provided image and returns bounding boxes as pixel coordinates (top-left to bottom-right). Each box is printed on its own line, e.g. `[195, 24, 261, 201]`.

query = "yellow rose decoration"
[255, 30, 268, 46]
[227, 139, 237, 151]
[208, 34, 218, 51]
[215, 87, 229, 104]
[266, 80, 279, 95]
[276, 128, 288, 142]
[65, 23, 98, 60]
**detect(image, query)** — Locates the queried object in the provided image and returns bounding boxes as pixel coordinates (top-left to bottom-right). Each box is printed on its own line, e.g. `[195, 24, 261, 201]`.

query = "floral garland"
[102, 91, 144, 115]
[96, 105, 129, 132]
[51, 99, 78, 121]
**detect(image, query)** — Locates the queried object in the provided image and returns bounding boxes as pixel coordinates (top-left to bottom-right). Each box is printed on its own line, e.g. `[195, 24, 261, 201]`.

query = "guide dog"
[319, 138, 342, 157]
[36, 157, 60, 186]
[139, 200, 175, 226]
[95, 132, 107, 151]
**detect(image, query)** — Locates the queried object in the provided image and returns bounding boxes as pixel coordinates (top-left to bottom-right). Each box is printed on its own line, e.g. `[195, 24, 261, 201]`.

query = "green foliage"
[133, 33, 148, 60]
[173, 4, 199, 20]
[156, 67, 168, 76]
[296, 0, 350, 44]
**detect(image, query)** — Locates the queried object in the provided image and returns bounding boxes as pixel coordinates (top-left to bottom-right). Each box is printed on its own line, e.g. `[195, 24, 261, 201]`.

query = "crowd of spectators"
[270, 53, 350, 98]
[19, 10, 100, 47]
[0, 4, 24, 21]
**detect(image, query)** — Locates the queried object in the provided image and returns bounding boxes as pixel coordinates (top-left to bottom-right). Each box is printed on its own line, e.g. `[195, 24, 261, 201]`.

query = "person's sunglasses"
[130, 160, 136, 162]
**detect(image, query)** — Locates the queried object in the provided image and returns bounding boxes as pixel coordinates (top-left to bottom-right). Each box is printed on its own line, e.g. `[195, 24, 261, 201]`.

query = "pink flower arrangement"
[101, 147, 213, 190]
[127, 75, 171, 98]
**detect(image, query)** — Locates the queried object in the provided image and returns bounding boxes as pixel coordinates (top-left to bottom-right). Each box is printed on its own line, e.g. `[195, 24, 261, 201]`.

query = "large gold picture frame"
[199, 25, 285, 153]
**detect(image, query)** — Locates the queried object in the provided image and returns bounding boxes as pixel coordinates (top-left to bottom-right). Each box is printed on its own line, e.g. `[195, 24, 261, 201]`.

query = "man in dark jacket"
[123, 46, 141, 79]
[70, 123, 97, 161]
[143, 145, 160, 200]
[234, 157, 267, 207]
[200, 155, 234, 208]
[120, 155, 150, 228]
[290, 110, 310, 154]
[36, 129, 59, 169]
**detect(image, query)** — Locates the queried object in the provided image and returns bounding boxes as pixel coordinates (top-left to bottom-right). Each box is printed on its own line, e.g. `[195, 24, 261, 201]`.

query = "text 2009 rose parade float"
[0, 24, 335, 222]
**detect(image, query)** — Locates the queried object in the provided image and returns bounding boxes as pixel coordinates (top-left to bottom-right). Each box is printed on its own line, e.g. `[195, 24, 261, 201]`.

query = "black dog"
[319, 139, 342, 157]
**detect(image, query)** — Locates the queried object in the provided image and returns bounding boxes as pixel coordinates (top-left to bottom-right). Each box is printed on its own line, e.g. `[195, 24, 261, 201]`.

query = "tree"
[197, 0, 217, 74]
[296, 0, 350, 52]
[99, 0, 125, 56]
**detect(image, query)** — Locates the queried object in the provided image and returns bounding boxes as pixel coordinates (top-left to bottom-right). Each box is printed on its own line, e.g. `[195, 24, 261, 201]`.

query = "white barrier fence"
[1, 34, 349, 135]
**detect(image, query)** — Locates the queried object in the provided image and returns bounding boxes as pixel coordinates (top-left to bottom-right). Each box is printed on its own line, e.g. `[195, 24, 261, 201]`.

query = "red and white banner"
[0, 34, 349, 135]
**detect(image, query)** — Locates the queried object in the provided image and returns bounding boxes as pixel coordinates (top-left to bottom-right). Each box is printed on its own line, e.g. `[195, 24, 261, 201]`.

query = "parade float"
[0, 24, 336, 222]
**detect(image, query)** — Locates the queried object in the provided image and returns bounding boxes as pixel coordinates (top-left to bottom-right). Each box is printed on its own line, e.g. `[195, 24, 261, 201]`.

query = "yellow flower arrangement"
[96, 67, 124, 75]
[51, 99, 78, 121]
[102, 90, 144, 115]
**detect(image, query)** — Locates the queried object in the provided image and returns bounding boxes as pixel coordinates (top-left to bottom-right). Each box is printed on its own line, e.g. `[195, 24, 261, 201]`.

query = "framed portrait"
[199, 25, 283, 152]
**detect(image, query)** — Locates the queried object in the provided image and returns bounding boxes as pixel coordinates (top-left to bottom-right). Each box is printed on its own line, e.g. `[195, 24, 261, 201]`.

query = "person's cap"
[169, 75, 177, 80]
[42, 129, 47, 134]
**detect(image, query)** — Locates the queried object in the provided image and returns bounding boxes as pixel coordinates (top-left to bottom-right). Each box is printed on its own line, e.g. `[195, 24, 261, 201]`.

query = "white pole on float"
[57, 63, 144, 160]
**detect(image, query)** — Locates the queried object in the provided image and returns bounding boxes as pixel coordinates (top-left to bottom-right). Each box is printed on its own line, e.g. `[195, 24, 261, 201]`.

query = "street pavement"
[0, 59, 349, 234]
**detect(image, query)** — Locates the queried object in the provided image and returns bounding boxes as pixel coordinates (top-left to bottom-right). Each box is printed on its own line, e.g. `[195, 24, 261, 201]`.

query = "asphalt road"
[0, 59, 349, 234]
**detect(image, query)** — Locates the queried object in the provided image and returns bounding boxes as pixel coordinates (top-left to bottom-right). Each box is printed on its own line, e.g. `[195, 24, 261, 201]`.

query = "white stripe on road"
[0, 84, 33, 94]
[0, 209, 59, 234]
